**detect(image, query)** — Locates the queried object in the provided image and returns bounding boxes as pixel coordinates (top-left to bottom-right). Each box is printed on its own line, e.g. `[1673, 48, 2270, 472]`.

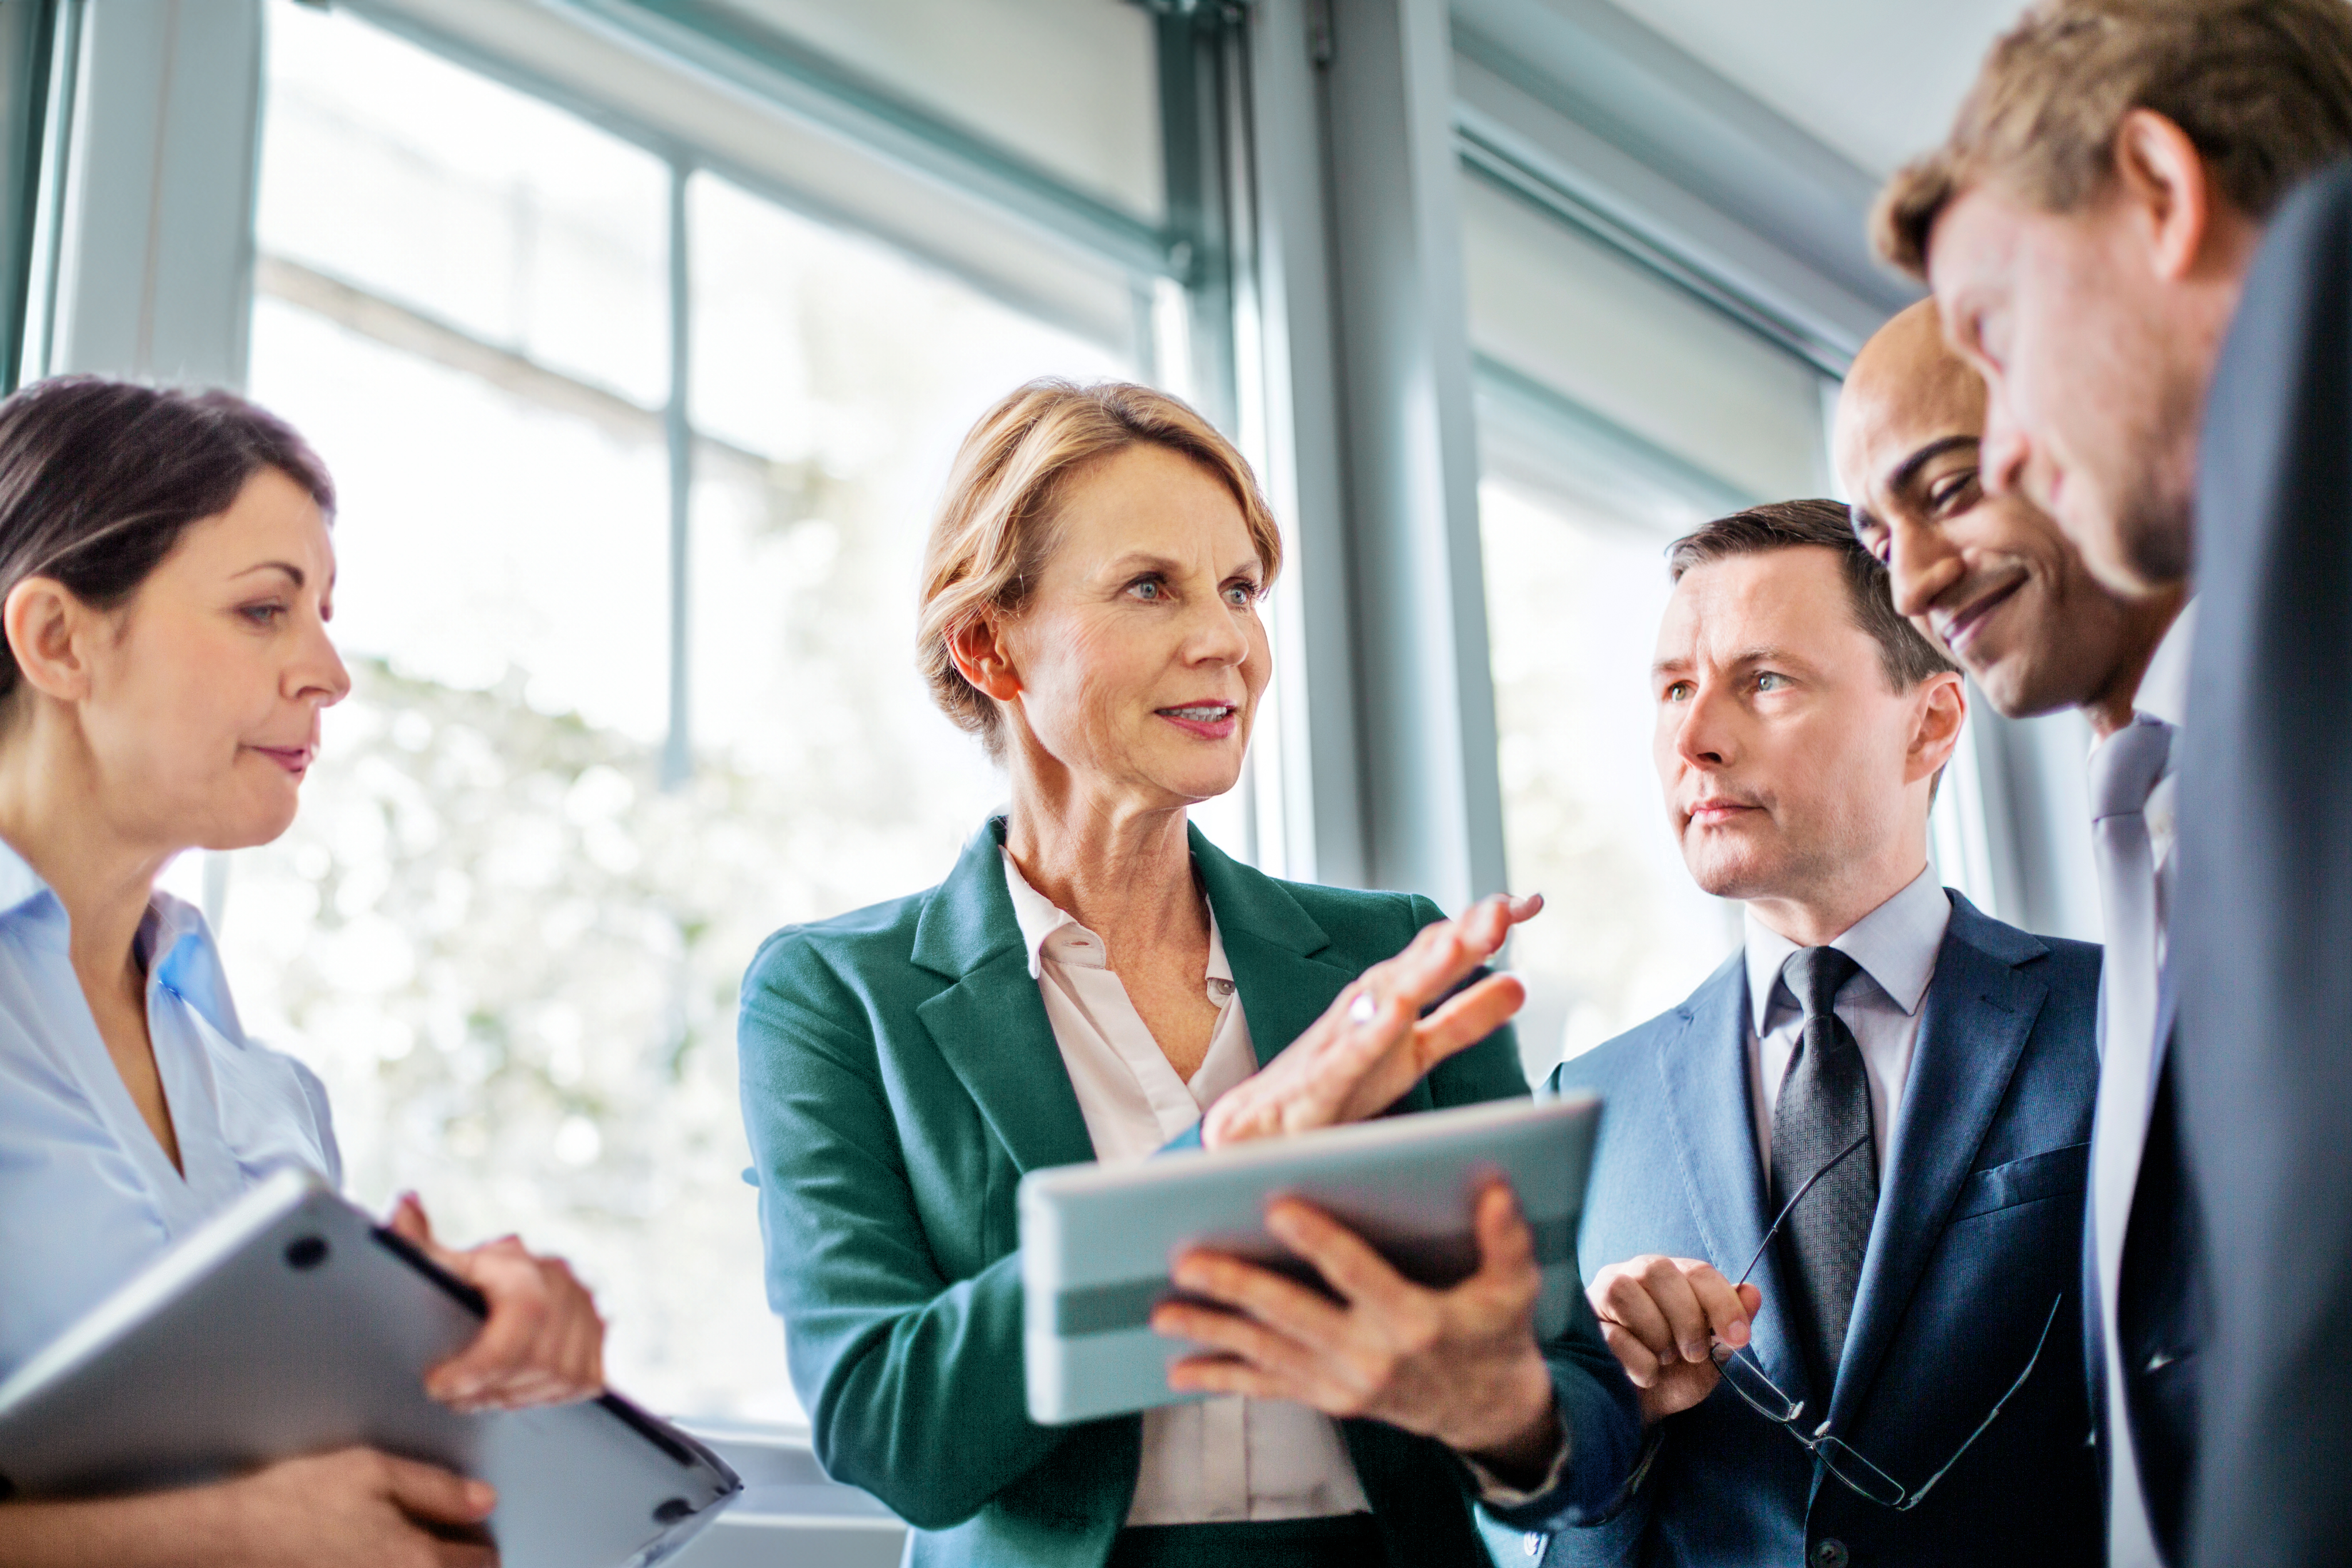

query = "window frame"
[317, 0, 1255, 806]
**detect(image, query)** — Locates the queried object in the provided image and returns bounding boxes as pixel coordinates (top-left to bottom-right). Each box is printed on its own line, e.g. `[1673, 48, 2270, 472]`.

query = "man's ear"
[2113, 107, 2221, 284]
[947, 613, 1022, 704]
[2, 576, 93, 703]
[1908, 669, 1967, 785]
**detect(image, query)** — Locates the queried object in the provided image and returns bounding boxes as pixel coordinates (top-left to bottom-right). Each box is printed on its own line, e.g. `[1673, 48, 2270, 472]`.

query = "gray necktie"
[2087, 716, 2173, 1568]
[1770, 944, 1877, 1394]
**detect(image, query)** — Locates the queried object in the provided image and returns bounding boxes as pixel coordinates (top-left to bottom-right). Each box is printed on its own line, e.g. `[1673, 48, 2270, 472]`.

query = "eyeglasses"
[1713, 1129, 2065, 1511]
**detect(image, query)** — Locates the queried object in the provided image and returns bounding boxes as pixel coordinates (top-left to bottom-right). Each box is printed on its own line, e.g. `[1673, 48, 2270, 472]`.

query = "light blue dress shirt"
[0, 841, 339, 1381]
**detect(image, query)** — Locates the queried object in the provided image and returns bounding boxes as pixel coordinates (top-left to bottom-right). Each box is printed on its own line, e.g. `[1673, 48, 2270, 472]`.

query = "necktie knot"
[1785, 945, 1861, 1025]
[2088, 715, 2175, 820]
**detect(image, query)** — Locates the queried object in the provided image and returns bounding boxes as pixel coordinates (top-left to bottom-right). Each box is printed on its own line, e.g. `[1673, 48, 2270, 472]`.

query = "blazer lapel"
[911, 819, 1097, 1175]
[1655, 955, 1810, 1402]
[1189, 825, 1357, 1070]
[1828, 895, 2047, 1430]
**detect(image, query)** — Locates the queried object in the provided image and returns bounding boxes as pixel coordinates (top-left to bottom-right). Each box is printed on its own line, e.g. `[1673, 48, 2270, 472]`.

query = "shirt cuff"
[1463, 1426, 1573, 1508]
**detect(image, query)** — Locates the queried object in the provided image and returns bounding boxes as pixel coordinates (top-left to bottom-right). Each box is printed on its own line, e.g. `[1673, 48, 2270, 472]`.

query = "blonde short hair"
[916, 380, 1283, 756]
[1874, 0, 2352, 278]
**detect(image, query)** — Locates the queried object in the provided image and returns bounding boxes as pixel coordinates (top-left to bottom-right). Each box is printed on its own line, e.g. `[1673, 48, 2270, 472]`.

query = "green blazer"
[737, 819, 1639, 1568]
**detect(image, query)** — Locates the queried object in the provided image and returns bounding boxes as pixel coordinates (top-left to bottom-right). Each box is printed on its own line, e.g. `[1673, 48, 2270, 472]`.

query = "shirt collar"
[0, 836, 49, 921]
[2133, 596, 2196, 730]
[1000, 848, 1233, 985]
[1742, 864, 1951, 1035]
[0, 837, 243, 1043]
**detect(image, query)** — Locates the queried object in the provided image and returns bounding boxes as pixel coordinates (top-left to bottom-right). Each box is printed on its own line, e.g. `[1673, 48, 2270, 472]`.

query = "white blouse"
[1001, 851, 1372, 1524]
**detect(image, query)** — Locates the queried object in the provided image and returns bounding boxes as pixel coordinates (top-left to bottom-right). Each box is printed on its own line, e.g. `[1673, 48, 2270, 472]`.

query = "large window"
[223, 0, 1192, 1427]
[1461, 172, 1840, 1078]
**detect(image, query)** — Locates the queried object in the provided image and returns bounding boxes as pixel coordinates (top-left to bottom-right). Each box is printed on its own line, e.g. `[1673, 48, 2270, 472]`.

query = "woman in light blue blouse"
[0, 379, 605, 1567]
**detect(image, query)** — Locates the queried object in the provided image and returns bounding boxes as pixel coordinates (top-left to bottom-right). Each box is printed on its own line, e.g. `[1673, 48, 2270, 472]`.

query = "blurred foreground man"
[1874, 2, 2352, 1561]
[1515, 502, 2101, 1568]
[1838, 300, 2198, 1563]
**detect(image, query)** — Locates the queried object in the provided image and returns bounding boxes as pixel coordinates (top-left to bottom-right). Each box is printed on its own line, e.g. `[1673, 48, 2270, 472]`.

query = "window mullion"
[662, 156, 692, 790]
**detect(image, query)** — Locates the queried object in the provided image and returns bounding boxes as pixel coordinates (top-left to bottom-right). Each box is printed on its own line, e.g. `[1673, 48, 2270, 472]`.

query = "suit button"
[1812, 1542, 1850, 1568]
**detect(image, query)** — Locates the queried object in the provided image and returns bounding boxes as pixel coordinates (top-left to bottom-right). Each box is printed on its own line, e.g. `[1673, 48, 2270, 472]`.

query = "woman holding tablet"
[0, 379, 604, 1567]
[737, 380, 1639, 1568]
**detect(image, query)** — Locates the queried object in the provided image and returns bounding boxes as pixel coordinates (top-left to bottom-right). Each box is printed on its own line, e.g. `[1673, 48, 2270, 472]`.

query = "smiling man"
[1871, 5, 2352, 1564]
[1838, 299, 2196, 1567]
[1515, 501, 2103, 1568]
[1837, 300, 2186, 737]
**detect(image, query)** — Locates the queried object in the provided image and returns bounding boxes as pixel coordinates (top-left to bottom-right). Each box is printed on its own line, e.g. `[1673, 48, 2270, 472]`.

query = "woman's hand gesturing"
[1198, 893, 1541, 1149]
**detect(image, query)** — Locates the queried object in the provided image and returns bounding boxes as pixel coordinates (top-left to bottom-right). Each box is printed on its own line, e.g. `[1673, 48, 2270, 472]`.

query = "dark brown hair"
[1668, 499, 1960, 691]
[0, 377, 334, 698]
[1874, 0, 2352, 277]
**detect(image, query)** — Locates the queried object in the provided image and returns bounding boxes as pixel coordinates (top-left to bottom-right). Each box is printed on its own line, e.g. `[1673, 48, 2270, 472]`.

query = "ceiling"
[1598, 0, 2026, 176]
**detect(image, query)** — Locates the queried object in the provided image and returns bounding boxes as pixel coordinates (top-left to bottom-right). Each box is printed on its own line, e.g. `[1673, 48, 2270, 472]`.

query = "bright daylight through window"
[1463, 171, 1839, 1078]
[230, 0, 1134, 1426]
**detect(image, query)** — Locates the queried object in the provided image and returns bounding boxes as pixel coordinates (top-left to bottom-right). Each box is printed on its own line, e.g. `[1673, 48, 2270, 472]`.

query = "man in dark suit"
[1522, 500, 2102, 1567]
[1871, 4, 2352, 1563]
[1838, 298, 2199, 1565]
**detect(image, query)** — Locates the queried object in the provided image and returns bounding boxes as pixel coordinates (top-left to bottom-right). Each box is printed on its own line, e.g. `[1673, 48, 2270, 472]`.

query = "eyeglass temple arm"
[1890, 1293, 2068, 1511]
[1734, 1126, 1873, 1288]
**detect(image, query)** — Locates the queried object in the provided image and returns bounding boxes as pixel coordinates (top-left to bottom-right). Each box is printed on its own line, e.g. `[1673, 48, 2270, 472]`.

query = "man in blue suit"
[1523, 500, 2102, 1567]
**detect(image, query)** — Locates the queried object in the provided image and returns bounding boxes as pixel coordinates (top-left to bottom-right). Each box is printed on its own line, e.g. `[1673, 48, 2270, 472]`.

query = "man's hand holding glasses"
[1584, 1129, 2062, 1512]
[1588, 1256, 1761, 1426]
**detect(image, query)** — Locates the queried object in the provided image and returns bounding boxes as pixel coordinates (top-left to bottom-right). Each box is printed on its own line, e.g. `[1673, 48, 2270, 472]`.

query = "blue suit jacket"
[1528, 893, 2102, 1567]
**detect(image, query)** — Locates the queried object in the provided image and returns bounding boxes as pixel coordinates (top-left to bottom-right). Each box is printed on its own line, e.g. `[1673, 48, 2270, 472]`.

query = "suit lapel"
[1655, 954, 1811, 1401]
[1828, 896, 2047, 1430]
[910, 820, 1097, 1175]
[1189, 826, 1356, 1070]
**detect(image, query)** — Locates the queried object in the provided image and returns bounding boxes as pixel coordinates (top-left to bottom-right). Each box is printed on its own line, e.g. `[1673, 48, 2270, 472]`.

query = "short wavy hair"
[1874, 0, 2352, 278]
[916, 380, 1283, 757]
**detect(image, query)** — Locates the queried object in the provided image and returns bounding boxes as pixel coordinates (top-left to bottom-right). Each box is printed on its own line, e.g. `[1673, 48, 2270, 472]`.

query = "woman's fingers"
[424, 1238, 544, 1406]
[1407, 974, 1528, 1067]
[375, 1453, 497, 1527]
[1199, 894, 1544, 1147]
[423, 1236, 603, 1410]
[1155, 1296, 1324, 1385]
[1353, 900, 1507, 1017]
[1165, 1350, 1301, 1403]
[1263, 1200, 1418, 1315]
[1170, 1248, 1351, 1339]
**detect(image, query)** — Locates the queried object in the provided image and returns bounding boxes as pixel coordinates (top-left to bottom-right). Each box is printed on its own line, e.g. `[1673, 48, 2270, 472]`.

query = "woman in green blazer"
[737, 381, 1639, 1568]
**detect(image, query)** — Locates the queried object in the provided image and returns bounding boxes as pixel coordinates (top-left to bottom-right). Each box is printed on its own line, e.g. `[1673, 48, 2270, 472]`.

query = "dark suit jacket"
[1531, 893, 2102, 1567]
[2175, 156, 2352, 1568]
[2082, 979, 2206, 1566]
[735, 818, 1641, 1568]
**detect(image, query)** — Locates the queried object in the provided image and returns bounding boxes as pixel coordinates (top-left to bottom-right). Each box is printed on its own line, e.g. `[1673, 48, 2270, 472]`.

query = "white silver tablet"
[1018, 1093, 1602, 1426]
[0, 1168, 740, 1568]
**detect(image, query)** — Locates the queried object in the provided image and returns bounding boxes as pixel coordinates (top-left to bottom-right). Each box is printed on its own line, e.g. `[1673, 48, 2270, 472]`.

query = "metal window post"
[1246, 0, 1506, 907]
[661, 156, 691, 790]
[44, 0, 262, 388]
[0, 0, 64, 390]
